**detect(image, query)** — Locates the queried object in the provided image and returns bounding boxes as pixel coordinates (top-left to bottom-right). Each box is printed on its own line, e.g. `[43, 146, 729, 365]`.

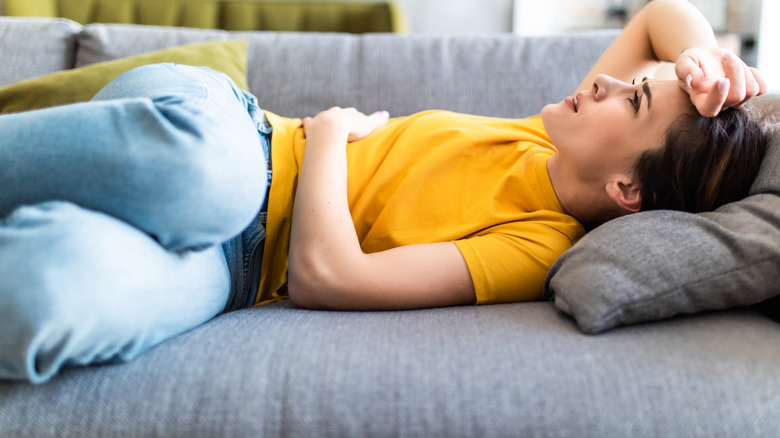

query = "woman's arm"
[287, 107, 476, 310]
[578, 0, 766, 116]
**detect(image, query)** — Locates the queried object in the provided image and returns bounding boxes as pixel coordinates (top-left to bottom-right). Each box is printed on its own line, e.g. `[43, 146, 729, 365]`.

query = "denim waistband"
[221, 91, 272, 313]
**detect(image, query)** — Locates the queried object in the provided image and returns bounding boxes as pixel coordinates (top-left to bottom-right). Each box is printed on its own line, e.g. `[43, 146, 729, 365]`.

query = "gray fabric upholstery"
[75, 22, 235, 66]
[546, 121, 780, 334]
[2, 17, 780, 438]
[76, 23, 617, 118]
[2, 302, 780, 437]
[0, 17, 81, 87]
[239, 31, 616, 118]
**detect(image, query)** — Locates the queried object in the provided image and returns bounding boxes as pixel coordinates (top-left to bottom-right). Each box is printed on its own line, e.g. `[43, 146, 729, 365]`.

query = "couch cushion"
[2, 301, 779, 437]
[76, 23, 618, 118]
[76, 22, 235, 66]
[0, 17, 82, 87]
[545, 107, 780, 334]
[0, 39, 248, 113]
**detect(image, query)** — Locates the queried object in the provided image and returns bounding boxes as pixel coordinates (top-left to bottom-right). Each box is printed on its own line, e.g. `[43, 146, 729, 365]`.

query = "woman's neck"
[546, 154, 616, 228]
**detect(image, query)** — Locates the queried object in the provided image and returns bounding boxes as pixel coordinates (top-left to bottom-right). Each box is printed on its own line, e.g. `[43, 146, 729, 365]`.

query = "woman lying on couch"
[0, 0, 770, 383]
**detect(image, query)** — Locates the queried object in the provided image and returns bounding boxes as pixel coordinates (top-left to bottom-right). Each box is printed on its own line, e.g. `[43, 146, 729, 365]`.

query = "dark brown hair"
[633, 105, 770, 213]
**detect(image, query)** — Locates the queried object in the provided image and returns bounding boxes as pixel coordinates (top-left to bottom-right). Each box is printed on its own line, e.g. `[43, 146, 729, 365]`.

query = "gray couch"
[1, 17, 780, 438]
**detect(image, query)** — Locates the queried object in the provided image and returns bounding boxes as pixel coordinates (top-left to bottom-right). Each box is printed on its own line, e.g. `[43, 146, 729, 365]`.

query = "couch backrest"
[0, 17, 81, 87]
[0, 17, 616, 117]
[74, 22, 618, 118]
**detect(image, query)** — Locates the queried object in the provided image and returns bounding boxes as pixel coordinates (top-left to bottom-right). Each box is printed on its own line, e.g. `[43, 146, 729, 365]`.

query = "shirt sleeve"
[454, 221, 578, 304]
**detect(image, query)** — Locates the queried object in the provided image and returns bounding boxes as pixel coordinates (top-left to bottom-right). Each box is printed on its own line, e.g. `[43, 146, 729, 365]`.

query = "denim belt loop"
[255, 109, 273, 225]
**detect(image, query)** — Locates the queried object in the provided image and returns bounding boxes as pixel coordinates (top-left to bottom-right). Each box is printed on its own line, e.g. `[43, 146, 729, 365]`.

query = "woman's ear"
[605, 177, 642, 213]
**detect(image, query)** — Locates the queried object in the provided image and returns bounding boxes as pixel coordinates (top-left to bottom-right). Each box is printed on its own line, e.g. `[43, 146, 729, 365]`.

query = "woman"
[286, 0, 768, 309]
[0, 0, 769, 383]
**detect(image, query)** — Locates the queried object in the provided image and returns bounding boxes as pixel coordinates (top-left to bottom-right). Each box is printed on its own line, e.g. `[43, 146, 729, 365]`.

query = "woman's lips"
[565, 96, 577, 112]
[565, 91, 584, 113]
[563, 95, 579, 113]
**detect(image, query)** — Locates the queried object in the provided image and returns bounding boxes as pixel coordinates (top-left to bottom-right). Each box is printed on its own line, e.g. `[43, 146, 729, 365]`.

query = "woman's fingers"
[347, 111, 390, 142]
[734, 64, 760, 107]
[369, 110, 390, 123]
[675, 50, 704, 89]
[716, 52, 765, 109]
[750, 67, 768, 96]
[694, 78, 729, 117]
[721, 52, 747, 108]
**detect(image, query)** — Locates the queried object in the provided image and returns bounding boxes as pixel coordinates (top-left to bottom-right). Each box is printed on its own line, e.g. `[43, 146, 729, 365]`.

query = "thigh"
[0, 201, 232, 383]
[0, 64, 266, 251]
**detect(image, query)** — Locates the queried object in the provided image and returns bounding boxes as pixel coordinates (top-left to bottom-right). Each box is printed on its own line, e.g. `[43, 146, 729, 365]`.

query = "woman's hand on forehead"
[675, 47, 767, 117]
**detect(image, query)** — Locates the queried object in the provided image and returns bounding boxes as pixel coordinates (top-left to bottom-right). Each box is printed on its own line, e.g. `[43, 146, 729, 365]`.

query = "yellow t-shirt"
[257, 110, 585, 305]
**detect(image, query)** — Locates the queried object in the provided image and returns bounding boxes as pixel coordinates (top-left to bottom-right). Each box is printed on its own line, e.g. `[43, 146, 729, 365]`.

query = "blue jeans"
[0, 64, 270, 383]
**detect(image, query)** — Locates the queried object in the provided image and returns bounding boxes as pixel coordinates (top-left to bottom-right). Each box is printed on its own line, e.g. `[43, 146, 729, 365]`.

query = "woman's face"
[541, 75, 693, 186]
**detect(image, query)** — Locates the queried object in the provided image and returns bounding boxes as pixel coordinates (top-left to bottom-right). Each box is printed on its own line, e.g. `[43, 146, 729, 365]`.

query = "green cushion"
[0, 39, 248, 114]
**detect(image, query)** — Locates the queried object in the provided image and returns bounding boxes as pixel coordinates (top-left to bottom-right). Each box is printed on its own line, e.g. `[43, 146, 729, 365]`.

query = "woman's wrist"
[303, 118, 350, 149]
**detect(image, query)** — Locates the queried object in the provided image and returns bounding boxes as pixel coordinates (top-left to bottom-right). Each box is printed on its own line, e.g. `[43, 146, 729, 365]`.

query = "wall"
[395, 0, 513, 33]
[758, 0, 779, 90]
[400, 0, 637, 34]
[513, 0, 644, 35]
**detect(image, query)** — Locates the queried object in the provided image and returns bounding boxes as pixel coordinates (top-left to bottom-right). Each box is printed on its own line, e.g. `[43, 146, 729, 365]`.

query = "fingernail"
[723, 52, 737, 61]
[381, 111, 390, 118]
[686, 74, 692, 89]
[717, 78, 730, 93]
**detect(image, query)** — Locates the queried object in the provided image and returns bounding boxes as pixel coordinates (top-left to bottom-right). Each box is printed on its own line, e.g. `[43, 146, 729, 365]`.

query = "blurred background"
[399, 0, 775, 89]
[1, 0, 776, 89]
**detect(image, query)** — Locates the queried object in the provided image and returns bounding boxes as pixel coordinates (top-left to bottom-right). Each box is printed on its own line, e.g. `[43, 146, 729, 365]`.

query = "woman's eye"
[628, 90, 640, 113]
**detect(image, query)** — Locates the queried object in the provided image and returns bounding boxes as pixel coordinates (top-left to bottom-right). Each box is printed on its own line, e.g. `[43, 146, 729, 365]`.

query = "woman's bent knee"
[94, 65, 268, 250]
[138, 76, 267, 249]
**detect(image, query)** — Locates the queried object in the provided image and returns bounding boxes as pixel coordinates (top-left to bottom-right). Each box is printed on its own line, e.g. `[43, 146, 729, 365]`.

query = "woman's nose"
[592, 74, 617, 101]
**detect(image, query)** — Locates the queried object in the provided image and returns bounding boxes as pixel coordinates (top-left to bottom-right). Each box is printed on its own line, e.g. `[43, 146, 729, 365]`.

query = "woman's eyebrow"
[642, 81, 652, 111]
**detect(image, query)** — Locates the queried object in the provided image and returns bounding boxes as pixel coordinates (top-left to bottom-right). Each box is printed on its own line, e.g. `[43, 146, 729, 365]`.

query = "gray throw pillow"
[544, 106, 780, 334]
